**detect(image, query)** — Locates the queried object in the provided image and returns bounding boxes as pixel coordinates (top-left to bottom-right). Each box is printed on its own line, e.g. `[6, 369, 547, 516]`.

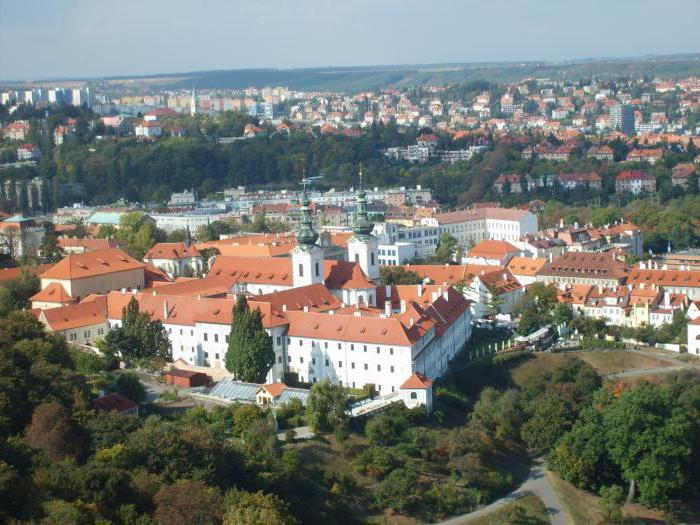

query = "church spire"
[296, 176, 318, 247]
[352, 164, 372, 237]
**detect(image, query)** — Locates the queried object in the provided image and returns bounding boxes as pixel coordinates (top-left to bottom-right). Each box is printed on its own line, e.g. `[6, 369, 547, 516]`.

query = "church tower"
[190, 87, 197, 117]
[292, 178, 324, 288]
[348, 165, 380, 282]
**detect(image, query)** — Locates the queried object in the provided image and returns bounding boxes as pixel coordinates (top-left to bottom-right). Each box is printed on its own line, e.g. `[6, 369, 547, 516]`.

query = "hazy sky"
[1, 0, 699, 80]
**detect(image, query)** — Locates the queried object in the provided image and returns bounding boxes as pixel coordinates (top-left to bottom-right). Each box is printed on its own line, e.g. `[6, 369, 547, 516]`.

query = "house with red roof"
[143, 242, 203, 278]
[615, 170, 656, 194]
[626, 148, 664, 165]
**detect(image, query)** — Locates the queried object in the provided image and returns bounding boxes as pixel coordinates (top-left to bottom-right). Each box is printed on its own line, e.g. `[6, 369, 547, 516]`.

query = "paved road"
[440, 458, 568, 525]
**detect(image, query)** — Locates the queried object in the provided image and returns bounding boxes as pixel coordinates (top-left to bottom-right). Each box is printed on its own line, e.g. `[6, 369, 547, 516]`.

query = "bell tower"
[348, 165, 379, 282]
[292, 176, 324, 288]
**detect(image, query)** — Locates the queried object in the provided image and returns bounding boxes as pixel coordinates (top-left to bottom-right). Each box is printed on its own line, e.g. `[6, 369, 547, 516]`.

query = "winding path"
[439, 457, 568, 525]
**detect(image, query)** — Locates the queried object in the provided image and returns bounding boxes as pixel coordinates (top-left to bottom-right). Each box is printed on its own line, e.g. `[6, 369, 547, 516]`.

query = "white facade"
[688, 321, 700, 355]
[292, 245, 325, 287]
[348, 236, 380, 282]
[424, 209, 538, 246]
[145, 256, 202, 278]
[378, 242, 415, 266]
[150, 214, 223, 234]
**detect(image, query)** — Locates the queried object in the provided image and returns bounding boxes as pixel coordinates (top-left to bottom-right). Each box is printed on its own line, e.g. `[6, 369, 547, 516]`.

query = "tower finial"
[296, 174, 318, 247]
[352, 164, 372, 237]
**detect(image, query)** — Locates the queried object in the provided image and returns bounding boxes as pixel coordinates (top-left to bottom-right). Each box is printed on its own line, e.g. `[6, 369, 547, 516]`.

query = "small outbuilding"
[399, 372, 434, 414]
[91, 393, 139, 416]
[164, 368, 211, 388]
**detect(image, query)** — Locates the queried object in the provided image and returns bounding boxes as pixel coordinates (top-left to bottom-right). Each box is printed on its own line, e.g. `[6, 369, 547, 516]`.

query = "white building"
[424, 207, 538, 246]
[688, 318, 700, 355]
[143, 242, 203, 278]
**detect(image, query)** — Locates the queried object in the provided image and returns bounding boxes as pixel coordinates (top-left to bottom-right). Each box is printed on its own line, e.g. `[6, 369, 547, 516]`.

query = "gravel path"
[439, 457, 568, 525]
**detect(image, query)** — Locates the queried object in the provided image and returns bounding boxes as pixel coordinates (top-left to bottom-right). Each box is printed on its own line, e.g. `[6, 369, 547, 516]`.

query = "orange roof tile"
[467, 240, 519, 259]
[40, 248, 145, 280]
[144, 242, 200, 260]
[30, 282, 76, 304]
[40, 296, 108, 331]
[400, 372, 433, 389]
[507, 256, 547, 276]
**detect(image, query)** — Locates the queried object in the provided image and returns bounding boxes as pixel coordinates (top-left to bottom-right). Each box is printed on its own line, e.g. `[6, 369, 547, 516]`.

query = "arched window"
[258, 288, 263, 295]
[298, 263, 304, 277]
[354, 253, 360, 264]
[315, 261, 319, 276]
[410, 392, 418, 400]
[371, 252, 375, 265]
[369, 294, 374, 305]
[358, 295, 364, 305]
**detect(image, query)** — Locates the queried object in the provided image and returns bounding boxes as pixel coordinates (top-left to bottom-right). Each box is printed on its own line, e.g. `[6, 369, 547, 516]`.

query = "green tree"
[305, 380, 348, 433]
[516, 282, 559, 335]
[603, 386, 694, 506]
[114, 372, 146, 403]
[433, 233, 461, 263]
[225, 295, 274, 383]
[40, 222, 64, 262]
[379, 266, 423, 285]
[154, 479, 222, 525]
[222, 488, 295, 525]
[599, 484, 625, 523]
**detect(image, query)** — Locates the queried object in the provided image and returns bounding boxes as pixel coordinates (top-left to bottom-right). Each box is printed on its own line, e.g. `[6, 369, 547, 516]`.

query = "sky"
[1, 0, 699, 81]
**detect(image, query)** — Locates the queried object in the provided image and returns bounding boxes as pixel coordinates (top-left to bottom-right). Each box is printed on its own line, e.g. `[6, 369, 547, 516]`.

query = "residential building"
[610, 104, 635, 134]
[536, 252, 629, 286]
[626, 148, 664, 165]
[424, 207, 538, 245]
[143, 242, 203, 278]
[615, 170, 656, 194]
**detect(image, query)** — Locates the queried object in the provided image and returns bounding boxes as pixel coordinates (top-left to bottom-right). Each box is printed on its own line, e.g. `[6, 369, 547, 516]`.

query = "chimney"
[353, 310, 362, 317]
[121, 288, 126, 294]
[409, 317, 414, 327]
[598, 285, 603, 294]
[443, 289, 449, 300]
[416, 283, 423, 296]
[549, 253, 553, 262]
[303, 306, 309, 312]
[503, 273, 507, 281]
[163, 300, 169, 320]
[400, 299, 407, 313]
[664, 291, 670, 308]
[384, 300, 392, 317]
[385, 284, 391, 298]
[282, 304, 287, 311]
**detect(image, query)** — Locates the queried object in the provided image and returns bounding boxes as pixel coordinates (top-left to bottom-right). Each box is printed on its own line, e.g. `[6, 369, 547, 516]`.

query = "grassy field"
[465, 494, 549, 525]
[509, 351, 672, 387]
[547, 471, 669, 524]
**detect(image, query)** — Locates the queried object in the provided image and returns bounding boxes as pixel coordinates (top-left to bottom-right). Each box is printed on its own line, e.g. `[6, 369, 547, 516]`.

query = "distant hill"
[6, 54, 700, 91]
[106, 54, 700, 91]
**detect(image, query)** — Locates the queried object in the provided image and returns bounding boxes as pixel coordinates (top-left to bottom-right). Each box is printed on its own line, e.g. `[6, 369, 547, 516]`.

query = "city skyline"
[1, 0, 699, 81]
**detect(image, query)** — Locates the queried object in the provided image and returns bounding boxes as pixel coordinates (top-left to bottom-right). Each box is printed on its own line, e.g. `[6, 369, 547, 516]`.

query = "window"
[363, 345, 367, 352]
[324, 342, 328, 349]
[204, 333, 208, 342]
[371, 252, 375, 265]
[315, 262, 320, 276]
[287, 356, 291, 363]
[258, 288, 262, 294]
[214, 334, 219, 343]
[204, 352, 209, 358]
[390, 366, 394, 373]
[300, 357, 304, 364]
[338, 343, 341, 349]
[226, 335, 229, 343]
[410, 392, 418, 400]
[338, 361, 343, 368]
[351, 344, 354, 351]
[376, 347, 380, 354]
[364, 363, 368, 370]
[354, 253, 359, 263]
[180, 329, 183, 335]
[298, 263, 304, 277]
[191, 330, 193, 336]
[351, 362, 355, 369]
[215, 353, 219, 359]
[390, 348, 394, 355]
[312, 358, 316, 365]
[325, 359, 329, 366]
[180, 345, 183, 351]
[299, 339, 303, 346]
[276, 337, 281, 345]
[377, 365, 381, 371]
[277, 356, 282, 363]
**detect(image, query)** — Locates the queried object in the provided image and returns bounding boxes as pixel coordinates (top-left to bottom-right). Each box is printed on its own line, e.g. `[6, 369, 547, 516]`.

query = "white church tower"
[292, 177, 324, 288]
[348, 165, 380, 282]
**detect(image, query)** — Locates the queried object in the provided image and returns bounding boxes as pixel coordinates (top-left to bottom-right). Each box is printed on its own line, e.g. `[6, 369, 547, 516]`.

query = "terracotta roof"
[147, 277, 231, 298]
[40, 248, 145, 280]
[144, 242, 200, 260]
[40, 296, 108, 331]
[400, 372, 434, 389]
[91, 393, 138, 412]
[208, 256, 293, 286]
[507, 256, 547, 276]
[538, 252, 629, 281]
[30, 282, 76, 304]
[467, 240, 519, 259]
[251, 283, 341, 317]
[261, 382, 287, 398]
[616, 170, 654, 181]
[285, 310, 427, 346]
[400, 264, 495, 285]
[338, 264, 375, 290]
[478, 269, 522, 293]
[627, 268, 700, 288]
[58, 237, 122, 252]
[144, 263, 173, 287]
[0, 264, 52, 282]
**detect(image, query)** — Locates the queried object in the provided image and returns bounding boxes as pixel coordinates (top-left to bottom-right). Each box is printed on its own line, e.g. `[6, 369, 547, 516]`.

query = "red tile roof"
[40, 248, 145, 280]
[400, 372, 433, 389]
[30, 282, 76, 304]
[144, 242, 200, 260]
[91, 393, 138, 412]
